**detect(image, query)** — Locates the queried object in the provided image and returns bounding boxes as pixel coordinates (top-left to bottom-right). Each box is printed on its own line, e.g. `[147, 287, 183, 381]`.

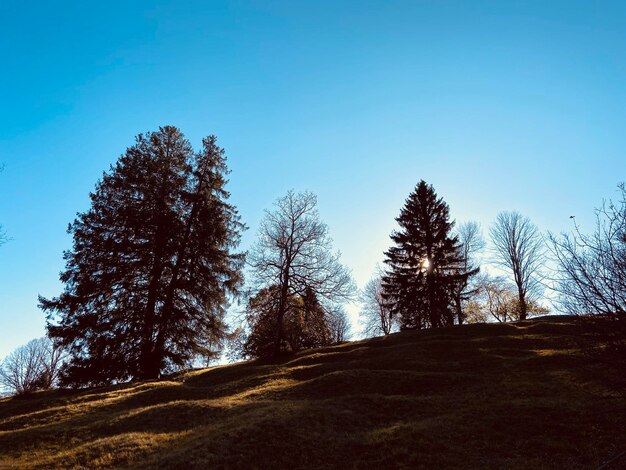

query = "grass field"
[0, 316, 624, 469]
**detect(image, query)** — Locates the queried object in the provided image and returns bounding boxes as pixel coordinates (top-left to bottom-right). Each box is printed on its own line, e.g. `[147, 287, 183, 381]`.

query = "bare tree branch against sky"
[1, 0, 625, 357]
[490, 211, 546, 320]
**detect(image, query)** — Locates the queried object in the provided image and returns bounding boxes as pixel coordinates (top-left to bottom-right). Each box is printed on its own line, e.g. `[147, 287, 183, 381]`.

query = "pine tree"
[382, 181, 475, 329]
[39, 126, 244, 386]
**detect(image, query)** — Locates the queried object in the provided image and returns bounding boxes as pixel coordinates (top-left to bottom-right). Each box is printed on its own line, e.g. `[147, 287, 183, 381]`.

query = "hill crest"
[1, 316, 624, 469]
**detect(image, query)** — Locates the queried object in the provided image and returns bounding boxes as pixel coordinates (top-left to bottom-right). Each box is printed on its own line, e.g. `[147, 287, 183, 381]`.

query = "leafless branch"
[490, 211, 546, 320]
[0, 338, 66, 395]
[248, 190, 356, 355]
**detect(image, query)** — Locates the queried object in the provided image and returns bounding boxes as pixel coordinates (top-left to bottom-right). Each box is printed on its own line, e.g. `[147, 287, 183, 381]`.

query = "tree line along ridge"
[1, 125, 624, 394]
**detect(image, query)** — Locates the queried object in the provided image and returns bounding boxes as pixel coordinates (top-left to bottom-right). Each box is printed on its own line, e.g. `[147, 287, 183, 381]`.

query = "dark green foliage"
[240, 286, 341, 358]
[383, 180, 476, 329]
[39, 126, 244, 386]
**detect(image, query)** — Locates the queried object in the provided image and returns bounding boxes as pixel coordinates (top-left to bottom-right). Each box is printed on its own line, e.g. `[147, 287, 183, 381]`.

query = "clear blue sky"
[1, 0, 625, 359]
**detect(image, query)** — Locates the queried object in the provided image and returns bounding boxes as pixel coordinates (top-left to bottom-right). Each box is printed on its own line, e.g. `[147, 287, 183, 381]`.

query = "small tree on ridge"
[247, 190, 355, 356]
[490, 211, 545, 321]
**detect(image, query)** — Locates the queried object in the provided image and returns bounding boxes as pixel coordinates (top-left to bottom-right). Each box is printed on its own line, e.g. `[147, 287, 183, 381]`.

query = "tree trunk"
[455, 295, 464, 325]
[150, 166, 210, 377]
[138, 166, 172, 380]
[273, 275, 289, 357]
[518, 295, 528, 321]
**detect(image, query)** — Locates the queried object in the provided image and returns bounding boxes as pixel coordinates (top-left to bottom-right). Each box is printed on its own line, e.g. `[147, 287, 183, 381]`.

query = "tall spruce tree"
[382, 181, 475, 329]
[39, 126, 244, 386]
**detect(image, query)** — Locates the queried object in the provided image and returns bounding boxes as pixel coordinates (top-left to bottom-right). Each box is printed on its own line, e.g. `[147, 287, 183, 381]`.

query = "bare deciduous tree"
[360, 267, 396, 336]
[548, 185, 626, 393]
[452, 221, 486, 324]
[490, 211, 545, 320]
[466, 274, 549, 324]
[548, 184, 626, 318]
[0, 338, 64, 395]
[249, 190, 355, 356]
[327, 307, 351, 343]
[476, 275, 521, 323]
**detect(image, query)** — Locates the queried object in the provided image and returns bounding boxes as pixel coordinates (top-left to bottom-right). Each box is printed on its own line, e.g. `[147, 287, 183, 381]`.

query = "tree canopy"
[548, 184, 626, 318]
[238, 285, 348, 358]
[490, 211, 545, 320]
[0, 337, 64, 395]
[246, 190, 354, 356]
[40, 126, 245, 386]
[360, 266, 397, 336]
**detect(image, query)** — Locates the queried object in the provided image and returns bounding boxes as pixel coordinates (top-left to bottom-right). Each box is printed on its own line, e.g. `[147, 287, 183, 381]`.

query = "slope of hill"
[0, 316, 624, 469]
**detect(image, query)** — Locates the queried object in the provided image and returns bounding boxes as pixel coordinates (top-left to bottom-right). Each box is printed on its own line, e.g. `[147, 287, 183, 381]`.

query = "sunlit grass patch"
[29, 431, 184, 469]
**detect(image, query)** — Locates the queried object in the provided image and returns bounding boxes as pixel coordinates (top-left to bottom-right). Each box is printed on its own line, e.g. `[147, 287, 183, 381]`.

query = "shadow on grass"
[0, 316, 624, 469]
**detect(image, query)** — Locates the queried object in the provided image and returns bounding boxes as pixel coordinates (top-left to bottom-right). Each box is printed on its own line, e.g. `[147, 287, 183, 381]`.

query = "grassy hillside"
[1, 316, 624, 469]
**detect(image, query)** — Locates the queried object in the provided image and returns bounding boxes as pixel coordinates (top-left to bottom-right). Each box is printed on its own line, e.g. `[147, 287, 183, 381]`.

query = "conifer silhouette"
[383, 181, 476, 329]
[40, 126, 244, 385]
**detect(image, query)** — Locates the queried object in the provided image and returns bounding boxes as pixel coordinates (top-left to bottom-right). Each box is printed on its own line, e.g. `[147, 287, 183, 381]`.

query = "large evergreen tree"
[382, 181, 475, 329]
[40, 126, 244, 386]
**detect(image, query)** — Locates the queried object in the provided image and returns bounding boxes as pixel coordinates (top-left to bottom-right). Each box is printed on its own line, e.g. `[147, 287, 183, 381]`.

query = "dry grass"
[1, 316, 625, 469]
